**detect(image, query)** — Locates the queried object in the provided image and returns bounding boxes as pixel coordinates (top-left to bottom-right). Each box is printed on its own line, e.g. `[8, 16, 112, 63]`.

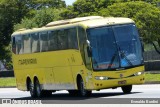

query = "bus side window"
[16, 36, 23, 54]
[48, 31, 58, 51]
[31, 33, 40, 53]
[12, 37, 16, 54]
[57, 30, 68, 50]
[40, 32, 48, 52]
[78, 27, 86, 63]
[23, 34, 31, 54]
[64, 29, 69, 49]
[68, 28, 78, 49]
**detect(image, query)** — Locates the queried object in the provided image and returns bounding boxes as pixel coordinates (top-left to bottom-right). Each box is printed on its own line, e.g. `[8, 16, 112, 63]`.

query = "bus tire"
[29, 81, 36, 98]
[35, 79, 43, 97]
[78, 77, 92, 97]
[121, 85, 132, 94]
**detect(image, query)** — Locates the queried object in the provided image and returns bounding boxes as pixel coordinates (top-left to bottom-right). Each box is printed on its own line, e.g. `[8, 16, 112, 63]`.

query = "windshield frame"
[86, 23, 144, 71]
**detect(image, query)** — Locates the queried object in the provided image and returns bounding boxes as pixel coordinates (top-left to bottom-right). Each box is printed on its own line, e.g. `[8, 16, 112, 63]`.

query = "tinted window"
[12, 37, 16, 54]
[78, 27, 86, 61]
[23, 34, 31, 54]
[87, 27, 119, 70]
[68, 28, 78, 49]
[113, 24, 143, 67]
[31, 33, 40, 53]
[40, 32, 48, 52]
[15, 36, 23, 54]
[48, 31, 58, 51]
[57, 30, 68, 50]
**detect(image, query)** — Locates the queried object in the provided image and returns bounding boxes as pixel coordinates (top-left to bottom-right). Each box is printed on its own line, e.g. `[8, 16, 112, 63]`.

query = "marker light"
[134, 71, 144, 76]
[95, 76, 108, 80]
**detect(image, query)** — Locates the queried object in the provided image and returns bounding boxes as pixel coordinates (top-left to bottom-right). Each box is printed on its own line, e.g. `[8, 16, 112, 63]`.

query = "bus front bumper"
[91, 74, 145, 90]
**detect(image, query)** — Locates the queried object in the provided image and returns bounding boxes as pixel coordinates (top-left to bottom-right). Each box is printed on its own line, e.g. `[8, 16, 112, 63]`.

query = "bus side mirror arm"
[140, 37, 144, 52]
[86, 40, 92, 57]
[87, 46, 92, 57]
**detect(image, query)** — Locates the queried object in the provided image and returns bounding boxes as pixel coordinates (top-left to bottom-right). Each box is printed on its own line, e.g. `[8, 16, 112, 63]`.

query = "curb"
[144, 81, 160, 84]
[0, 86, 16, 88]
[145, 71, 160, 74]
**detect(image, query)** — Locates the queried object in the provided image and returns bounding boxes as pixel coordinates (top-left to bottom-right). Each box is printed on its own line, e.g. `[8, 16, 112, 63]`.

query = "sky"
[64, 0, 76, 5]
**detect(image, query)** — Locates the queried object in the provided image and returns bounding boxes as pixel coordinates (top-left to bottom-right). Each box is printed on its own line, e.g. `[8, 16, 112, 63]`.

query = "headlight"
[134, 71, 144, 76]
[95, 76, 108, 80]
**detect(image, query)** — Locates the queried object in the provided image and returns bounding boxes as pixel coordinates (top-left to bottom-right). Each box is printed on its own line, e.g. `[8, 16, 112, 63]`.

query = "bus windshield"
[87, 24, 143, 71]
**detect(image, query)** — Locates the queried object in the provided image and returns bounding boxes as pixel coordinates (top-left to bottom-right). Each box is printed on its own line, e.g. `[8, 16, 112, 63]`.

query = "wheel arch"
[76, 74, 82, 89]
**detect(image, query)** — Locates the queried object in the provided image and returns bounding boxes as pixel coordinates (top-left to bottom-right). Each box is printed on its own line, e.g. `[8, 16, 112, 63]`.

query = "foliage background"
[0, 0, 160, 69]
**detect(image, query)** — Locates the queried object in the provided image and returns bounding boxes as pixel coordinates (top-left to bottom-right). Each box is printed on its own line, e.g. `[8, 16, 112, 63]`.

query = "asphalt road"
[0, 84, 160, 104]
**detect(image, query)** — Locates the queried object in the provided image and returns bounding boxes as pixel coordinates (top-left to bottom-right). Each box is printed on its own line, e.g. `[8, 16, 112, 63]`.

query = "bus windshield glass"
[87, 24, 143, 71]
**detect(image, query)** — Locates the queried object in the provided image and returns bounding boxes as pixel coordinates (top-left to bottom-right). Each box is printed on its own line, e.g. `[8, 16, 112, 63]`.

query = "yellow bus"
[11, 16, 145, 98]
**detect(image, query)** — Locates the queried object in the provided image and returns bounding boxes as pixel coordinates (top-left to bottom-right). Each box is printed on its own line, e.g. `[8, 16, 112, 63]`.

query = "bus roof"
[11, 16, 134, 36]
[46, 16, 103, 27]
[79, 17, 134, 28]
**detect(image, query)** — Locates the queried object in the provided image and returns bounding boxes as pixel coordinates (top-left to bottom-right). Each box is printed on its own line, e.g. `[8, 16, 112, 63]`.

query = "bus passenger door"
[78, 26, 93, 89]
[84, 44, 94, 89]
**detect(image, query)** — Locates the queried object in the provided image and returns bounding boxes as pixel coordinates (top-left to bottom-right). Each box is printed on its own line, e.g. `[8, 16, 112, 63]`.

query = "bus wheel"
[35, 79, 43, 97]
[121, 85, 132, 94]
[78, 77, 92, 97]
[29, 81, 36, 98]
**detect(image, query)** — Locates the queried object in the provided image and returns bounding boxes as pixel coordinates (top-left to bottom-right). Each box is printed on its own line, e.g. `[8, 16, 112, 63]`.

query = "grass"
[0, 73, 160, 87]
[0, 77, 16, 87]
[145, 73, 160, 81]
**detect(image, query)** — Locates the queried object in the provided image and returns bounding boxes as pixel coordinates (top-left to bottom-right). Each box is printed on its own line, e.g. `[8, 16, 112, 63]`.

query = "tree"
[14, 8, 64, 30]
[71, 0, 160, 17]
[26, 0, 66, 10]
[0, 0, 67, 60]
[0, 0, 29, 61]
[73, 0, 97, 16]
[99, 1, 160, 53]
[60, 6, 78, 19]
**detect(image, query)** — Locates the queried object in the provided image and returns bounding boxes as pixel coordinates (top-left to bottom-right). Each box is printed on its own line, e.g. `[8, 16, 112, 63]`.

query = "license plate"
[118, 80, 126, 85]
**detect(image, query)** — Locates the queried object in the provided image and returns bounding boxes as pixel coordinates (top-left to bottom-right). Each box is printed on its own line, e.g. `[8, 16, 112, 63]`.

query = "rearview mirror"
[86, 40, 92, 57]
[86, 40, 91, 47]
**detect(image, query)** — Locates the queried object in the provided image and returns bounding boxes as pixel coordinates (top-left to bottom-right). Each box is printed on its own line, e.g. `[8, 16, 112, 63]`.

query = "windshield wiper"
[120, 51, 133, 66]
[108, 52, 117, 69]
[118, 45, 133, 66]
